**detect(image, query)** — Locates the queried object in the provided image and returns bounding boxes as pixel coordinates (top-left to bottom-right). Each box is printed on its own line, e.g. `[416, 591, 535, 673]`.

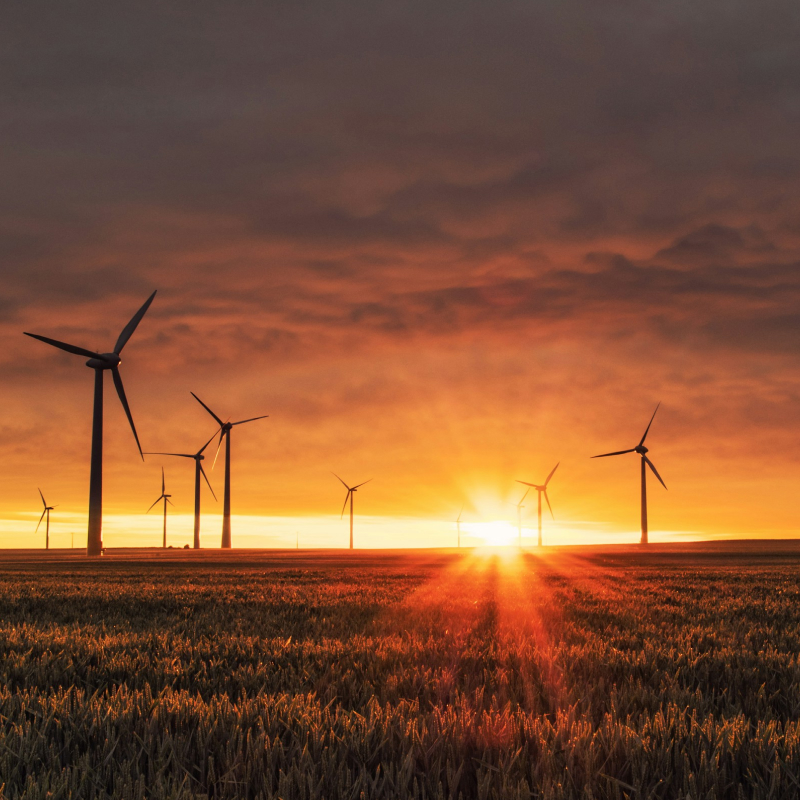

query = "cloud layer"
[2, 1, 800, 542]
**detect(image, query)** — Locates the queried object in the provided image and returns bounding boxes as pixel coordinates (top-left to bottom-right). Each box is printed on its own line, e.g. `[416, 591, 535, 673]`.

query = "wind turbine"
[147, 467, 173, 548]
[36, 489, 55, 550]
[145, 433, 217, 549]
[456, 507, 463, 548]
[24, 291, 157, 556]
[332, 473, 371, 549]
[191, 393, 268, 548]
[591, 404, 666, 544]
[516, 462, 559, 547]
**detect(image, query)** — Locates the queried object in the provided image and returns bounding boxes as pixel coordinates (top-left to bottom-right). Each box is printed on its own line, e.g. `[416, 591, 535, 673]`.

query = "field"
[1, 542, 800, 799]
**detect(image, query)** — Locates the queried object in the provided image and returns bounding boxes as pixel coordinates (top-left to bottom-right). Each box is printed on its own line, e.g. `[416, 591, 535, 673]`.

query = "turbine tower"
[516, 462, 559, 547]
[145, 433, 217, 549]
[456, 507, 463, 548]
[591, 404, 666, 544]
[24, 291, 156, 556]
[36, 489, 55, 550]
[191, 393, 268, 548]
[333, 473, 371, 549]
[147, 467, 173, 548]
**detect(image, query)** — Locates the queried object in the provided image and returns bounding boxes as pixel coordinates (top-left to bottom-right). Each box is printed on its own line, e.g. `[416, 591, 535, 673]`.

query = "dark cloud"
[2, 1, 800, 534]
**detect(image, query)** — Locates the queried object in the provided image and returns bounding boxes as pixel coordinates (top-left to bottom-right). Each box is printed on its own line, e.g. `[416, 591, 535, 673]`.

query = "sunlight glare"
[466, 520, 517, 547]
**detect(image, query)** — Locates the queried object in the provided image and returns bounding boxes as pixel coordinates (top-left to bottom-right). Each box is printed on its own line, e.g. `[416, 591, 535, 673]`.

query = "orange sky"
[1, 2, 799, 547]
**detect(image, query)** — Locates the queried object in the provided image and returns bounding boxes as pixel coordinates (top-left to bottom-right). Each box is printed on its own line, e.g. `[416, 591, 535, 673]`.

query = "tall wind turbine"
[24, 291, 156, 556]
[191, 393, 268, 548]
[591, 404, 666, 544]
[145, 433, 217, 549]
[36, 489, 55, 550]
[333, 473, 371, 549]
[147, 467, 173, 548]
[516, 462, 559, 547]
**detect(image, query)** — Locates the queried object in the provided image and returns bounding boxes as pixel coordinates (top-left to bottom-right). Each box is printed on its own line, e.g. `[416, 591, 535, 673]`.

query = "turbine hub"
[636, 445, 648, 455]
[85, 353, 121, 370]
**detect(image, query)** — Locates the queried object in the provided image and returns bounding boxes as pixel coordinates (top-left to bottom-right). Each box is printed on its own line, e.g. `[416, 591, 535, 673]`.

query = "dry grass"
[0, 542, 799, 799]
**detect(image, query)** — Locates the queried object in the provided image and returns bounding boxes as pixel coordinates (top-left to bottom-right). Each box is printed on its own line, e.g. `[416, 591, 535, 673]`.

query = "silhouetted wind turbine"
[147, 467, 173, 548]
[145, 433, 217, 549]
[36, 489, 55, 550]
[591, 404, 666, 544]
[191, 393, 268, 548]
[516, 462, 559, 547]
[24, 291, 156, 556]
[333, 473, 371, 549]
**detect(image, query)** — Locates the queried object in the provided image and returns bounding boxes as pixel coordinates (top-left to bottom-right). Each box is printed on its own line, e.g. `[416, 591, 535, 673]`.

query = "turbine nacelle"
[85, 353, 122, 370]
[635, 445, 648, 455]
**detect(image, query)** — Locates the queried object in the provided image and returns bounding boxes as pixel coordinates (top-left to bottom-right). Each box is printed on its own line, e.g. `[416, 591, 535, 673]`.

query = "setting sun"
[466, 520, 518, 547]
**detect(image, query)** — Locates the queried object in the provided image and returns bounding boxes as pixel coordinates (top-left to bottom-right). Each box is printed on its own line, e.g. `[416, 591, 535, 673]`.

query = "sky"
[2, 0, 800, 548]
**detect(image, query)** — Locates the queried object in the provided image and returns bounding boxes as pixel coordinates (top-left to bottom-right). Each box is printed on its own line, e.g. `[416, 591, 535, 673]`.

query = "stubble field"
[1, 542, 799, 799]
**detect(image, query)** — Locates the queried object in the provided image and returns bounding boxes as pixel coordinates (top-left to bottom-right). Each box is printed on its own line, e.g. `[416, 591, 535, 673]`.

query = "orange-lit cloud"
[1, 2, 799, 546]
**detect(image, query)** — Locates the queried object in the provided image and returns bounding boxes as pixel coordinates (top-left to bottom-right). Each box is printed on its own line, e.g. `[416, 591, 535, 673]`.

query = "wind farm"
[3, 1, 799, 797]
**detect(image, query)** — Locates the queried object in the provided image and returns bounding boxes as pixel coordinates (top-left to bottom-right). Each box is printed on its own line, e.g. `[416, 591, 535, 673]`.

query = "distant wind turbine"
[24, 291, 157, 556]
[191, 393, 268, 548]
[591, 404, 666, 544]
[456, 506, 463, 548]
[513, 489, 530, 547]
[147, 467, 173, 548]
[516, 462, 559, 547]
[333, 473, 371, 549]
[36, 489, 55, 550]
[145, 433, 217, 549]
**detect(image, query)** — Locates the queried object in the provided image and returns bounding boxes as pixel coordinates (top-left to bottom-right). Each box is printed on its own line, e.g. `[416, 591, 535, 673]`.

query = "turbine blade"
[544, 462, 560, 486]
[199, 463, 217, 501]
[211, 430, 225, 470]
[644, 455, 667, 489]
[35, 509, 46, 532]
[340, 490, 351, 519]
[352, 479, 372, 489]
[114, 290, 157, 354]
[638, 403, 661, 447]
[146, 497, 161, 513]
[519, 486, 531, 504]
[38, 487, 46, 508]
[111, 367, 143, 459]
[457, 505, 463, 523]
[166, 498, 175, 507]
[591, 449, 636, 458]
[23, 332, 100, 360]
[196, 432, 218, 456]
[143, 452, 194, 458]
[232, 415, 269, 426]
[515, 480, 536, 487]
[544, 490, 555, 520]
[191, 392, 224, 426]
[331, 472, 351, 491]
